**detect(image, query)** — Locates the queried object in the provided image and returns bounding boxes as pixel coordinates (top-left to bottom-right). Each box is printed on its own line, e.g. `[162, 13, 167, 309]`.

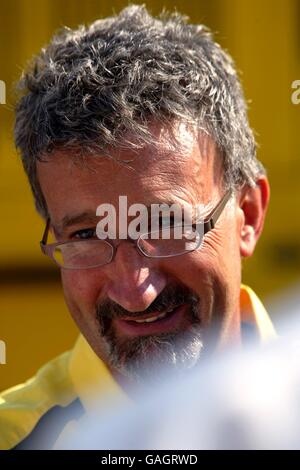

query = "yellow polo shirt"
[0, 285, 276, 450]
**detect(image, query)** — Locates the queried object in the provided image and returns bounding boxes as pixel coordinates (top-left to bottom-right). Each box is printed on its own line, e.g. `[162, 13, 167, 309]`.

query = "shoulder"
[0, 350, 79, 450]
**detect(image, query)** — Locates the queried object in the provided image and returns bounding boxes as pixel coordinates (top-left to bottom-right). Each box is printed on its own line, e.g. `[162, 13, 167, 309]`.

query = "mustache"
[96, 284, 200, 321]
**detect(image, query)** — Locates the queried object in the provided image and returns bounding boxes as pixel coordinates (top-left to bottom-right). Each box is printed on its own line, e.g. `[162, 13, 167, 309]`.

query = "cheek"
[165, 228, 241, 293]
[163, 250, 220, 293]
[61, 269, 107, 317]
[202, 212, 242, 267]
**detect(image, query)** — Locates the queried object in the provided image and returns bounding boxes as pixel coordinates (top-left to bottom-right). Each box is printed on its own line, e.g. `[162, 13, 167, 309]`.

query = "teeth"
[132, 310, 171, 324]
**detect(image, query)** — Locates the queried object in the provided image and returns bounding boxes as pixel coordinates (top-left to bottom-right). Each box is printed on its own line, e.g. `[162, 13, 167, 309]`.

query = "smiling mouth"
[125, 306, 179, 324]
[131, 311, 168, 323]
[113, 303, 195, 337]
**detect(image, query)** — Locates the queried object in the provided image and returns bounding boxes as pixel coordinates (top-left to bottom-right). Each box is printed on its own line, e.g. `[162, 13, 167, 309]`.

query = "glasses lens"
[53, 240, 113, 268]
[138, 225, 203, 258]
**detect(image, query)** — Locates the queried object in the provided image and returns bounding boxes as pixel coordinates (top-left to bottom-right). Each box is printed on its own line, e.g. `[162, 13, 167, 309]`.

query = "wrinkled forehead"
[37, 122, 223, 222]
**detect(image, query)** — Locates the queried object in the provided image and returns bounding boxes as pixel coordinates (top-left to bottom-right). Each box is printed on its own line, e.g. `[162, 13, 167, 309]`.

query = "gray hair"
[14, 4, 264, 217]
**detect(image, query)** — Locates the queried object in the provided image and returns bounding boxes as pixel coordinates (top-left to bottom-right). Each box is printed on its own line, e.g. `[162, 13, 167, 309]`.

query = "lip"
[113, 303, 191, 337]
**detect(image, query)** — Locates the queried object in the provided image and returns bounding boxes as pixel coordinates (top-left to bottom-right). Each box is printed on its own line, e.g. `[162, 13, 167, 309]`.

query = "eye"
[72, 228, 97, 240]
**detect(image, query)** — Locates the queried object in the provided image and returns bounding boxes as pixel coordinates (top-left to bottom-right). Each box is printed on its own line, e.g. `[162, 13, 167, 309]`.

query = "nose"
[105, 241, 167, 312]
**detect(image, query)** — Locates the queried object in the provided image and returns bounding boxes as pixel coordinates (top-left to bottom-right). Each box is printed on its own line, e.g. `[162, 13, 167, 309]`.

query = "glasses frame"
[40, 189, 232, 269]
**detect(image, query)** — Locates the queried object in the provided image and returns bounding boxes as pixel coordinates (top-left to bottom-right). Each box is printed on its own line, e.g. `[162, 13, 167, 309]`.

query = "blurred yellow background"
[1, 0, 300, 391]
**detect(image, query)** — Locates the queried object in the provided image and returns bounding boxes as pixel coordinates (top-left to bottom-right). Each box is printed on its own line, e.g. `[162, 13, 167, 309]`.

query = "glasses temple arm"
[40, 218, 51, 252]
[203, 190, 232, 234]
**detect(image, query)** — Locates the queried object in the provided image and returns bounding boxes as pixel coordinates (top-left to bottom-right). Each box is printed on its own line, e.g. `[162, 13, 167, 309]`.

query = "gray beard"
[96, 285, 203, 383]
[114, 329, 202, 382]
[98, 322, 203, 383]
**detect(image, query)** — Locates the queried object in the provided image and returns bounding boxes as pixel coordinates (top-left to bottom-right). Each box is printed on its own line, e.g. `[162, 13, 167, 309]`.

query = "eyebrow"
[53, 199, 201, 237]
[54, 211, 99, 237]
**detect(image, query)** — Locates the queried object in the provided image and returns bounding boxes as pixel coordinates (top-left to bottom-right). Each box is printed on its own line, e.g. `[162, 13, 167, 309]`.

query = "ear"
[239, 176, 270, 258]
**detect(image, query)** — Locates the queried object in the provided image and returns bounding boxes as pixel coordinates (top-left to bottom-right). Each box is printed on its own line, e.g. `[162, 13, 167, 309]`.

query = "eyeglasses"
[40, 190, 232, 269]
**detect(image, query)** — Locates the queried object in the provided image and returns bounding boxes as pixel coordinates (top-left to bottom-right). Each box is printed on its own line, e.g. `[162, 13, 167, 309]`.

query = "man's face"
[37, 123, 245, 381]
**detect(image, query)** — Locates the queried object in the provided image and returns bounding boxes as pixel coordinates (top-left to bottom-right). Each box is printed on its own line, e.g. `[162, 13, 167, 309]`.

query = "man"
[0, 5, 275, 449]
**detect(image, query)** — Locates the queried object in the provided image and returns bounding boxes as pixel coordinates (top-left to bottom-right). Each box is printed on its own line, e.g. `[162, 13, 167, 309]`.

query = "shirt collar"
[240, 284, 276, 341]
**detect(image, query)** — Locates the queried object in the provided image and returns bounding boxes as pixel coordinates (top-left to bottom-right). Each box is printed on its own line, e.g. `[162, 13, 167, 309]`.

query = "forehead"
[37, 123, 223, 223]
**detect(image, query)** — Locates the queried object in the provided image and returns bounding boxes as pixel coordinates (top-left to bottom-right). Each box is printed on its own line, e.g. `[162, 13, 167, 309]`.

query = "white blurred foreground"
[53, 309, 300, 450]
